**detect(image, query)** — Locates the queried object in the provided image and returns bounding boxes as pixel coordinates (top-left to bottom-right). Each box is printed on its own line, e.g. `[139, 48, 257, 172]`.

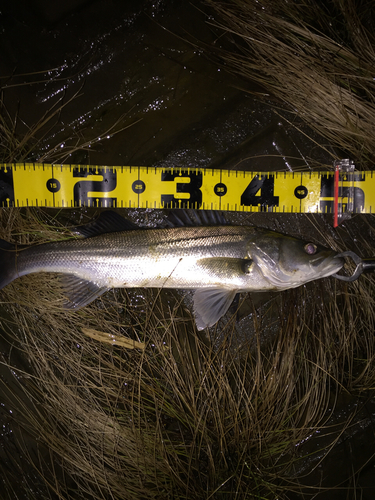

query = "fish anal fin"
[61, 275, 109, 310]
[193, 288, 237, 330]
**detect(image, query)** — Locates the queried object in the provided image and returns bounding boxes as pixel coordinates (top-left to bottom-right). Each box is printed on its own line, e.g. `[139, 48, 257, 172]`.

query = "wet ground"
[1, 0, 375, 498]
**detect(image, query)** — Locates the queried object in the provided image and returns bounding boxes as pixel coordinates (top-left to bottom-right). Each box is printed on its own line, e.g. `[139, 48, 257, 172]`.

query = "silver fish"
[0, 212, 344, 329]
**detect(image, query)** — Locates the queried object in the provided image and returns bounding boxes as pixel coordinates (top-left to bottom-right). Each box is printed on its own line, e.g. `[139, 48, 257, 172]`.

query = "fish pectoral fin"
[193, 288, 237, 330]
[61, 275, 109, 310]
[196, 257, 253, 275]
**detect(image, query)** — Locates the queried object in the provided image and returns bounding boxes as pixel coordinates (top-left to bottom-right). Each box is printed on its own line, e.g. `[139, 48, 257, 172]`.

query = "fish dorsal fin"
[164, 210, 227, 228]
[61, 275, 109, 309]
[193, 288, 237, 330]
[73, 210, 226, 236]
[73, 211, 138, 238]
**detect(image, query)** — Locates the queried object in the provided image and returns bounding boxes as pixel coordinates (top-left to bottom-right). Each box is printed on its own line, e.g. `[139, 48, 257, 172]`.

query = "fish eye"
[304, 243, 317, 255]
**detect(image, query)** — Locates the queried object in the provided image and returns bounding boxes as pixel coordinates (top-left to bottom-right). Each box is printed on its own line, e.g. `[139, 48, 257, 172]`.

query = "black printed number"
[241, 175, 279, 209]
[161, 170, 203, 209]
[73, 168, 117, 207]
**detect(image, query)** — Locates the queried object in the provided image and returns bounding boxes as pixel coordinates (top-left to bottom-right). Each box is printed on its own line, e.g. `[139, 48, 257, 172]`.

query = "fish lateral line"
[0, 211, 345, 329]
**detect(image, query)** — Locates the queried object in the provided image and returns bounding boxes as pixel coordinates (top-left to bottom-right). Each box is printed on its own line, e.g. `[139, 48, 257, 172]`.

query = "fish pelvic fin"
[0, 239, 19, 289]
[61, 275, 109, 310]
[193, 288, 237, 330]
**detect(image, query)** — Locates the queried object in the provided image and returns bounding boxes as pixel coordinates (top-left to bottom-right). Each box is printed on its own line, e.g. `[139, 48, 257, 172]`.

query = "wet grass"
[0, 87, 139, 165]
[207, 0, 375, 168]
[0, 209, 375, 499]
[1, 1, 375, 497]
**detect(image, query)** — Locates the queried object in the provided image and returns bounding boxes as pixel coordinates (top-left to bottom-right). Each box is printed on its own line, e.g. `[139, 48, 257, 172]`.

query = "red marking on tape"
[333, 167, 339, 227]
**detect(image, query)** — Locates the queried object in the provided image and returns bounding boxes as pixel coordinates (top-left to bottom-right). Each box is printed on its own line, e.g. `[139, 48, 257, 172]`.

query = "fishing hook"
[332, 251, 375, 282]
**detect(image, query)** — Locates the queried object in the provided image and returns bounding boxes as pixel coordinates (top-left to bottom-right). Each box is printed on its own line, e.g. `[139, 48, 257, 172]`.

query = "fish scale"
[15, 226, 254, 288]
[0, 212, 344, 330]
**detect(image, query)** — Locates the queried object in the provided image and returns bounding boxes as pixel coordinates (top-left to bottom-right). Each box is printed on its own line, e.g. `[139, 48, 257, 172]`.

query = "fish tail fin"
[0, 239, 18, 289]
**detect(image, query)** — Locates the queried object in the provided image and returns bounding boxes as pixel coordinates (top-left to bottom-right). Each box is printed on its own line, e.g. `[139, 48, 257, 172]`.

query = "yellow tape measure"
[0, 163, 372, 216]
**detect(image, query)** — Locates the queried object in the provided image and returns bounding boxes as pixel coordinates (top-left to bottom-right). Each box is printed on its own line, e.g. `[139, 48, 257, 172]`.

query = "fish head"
[247, 231, 344, 289]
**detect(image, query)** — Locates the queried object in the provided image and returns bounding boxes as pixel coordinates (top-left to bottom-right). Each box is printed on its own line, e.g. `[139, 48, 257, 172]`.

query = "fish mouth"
[312, 252, 345, 276]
